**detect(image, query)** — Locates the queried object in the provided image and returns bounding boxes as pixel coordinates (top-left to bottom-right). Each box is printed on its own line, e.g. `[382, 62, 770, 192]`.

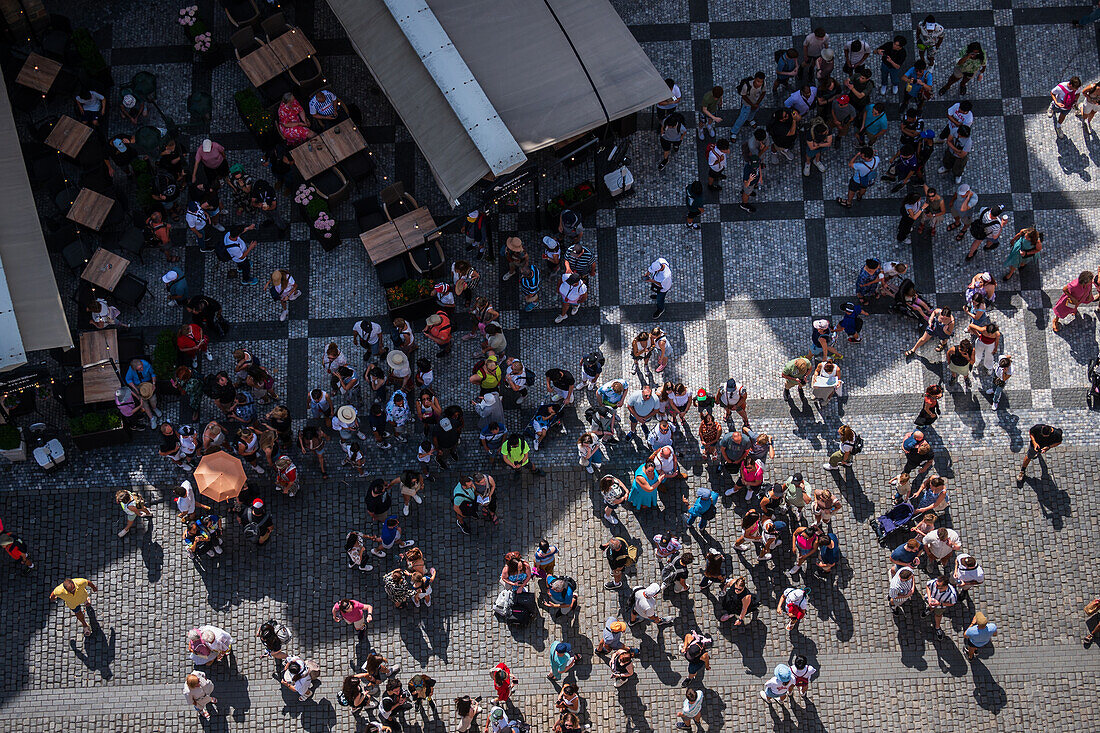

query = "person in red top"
[331, 598, 373, 641]
[490, 662, 516, 702]
[274, 455, 299, 497]
[422, 311, 452, 358]
[0, 524, 33, 573]
[176, 323, 212, 367]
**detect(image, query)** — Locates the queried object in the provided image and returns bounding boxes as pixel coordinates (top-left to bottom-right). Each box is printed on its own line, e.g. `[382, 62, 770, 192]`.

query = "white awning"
[325, 0, 670, 204]
[0, 82, 71, 371]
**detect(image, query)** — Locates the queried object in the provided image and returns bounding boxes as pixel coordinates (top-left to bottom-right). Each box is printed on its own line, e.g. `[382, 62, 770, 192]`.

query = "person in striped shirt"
[519, 266, 540, 311]
[565, 242, 596, 280]
[921, 575, 957, 639]
[309, 89, 340, 125]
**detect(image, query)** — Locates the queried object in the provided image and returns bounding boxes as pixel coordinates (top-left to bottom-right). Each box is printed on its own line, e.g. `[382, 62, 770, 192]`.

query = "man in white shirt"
[921, 527, 961, 569]
[938, 124, 972, 184]
[921, 576, 957, 639]
[645, 257, 673, 319]
[554, 269, 588, 324]
[953, 553, 985, 592]
[843, 38, 871, 73]
[629, 583, 672, 625]
[223, 224, 259, 284]
[332, 405, 366, 442]
[941, 100, 974, 139]
[352, 319, 383, 359]
[888, 567, 916, 614]
[706, 138, 729, 192]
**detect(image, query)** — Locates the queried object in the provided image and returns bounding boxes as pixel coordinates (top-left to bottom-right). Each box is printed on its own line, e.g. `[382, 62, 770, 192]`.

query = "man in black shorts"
[600, 536, 632, 590]
[1018, 424, 1062, 483]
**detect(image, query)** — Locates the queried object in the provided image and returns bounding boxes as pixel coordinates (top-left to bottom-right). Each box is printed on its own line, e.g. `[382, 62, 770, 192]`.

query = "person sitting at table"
[308, 89, 341, 126]
[74, 87, 106, 126]
[126, 358, 162, 428]
[249, 178, 287, 234]
[119, 92, 147, 124]
[277, 93, 315, 146]
[88, 297, 126, 330]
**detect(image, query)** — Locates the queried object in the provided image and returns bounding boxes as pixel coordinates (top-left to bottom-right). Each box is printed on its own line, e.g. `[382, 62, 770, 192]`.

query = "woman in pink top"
[331, 598, 373, 641]
[192, 138, 228, 182]
[1051, 270, 1097, 332]
[278, 93, 315, 146]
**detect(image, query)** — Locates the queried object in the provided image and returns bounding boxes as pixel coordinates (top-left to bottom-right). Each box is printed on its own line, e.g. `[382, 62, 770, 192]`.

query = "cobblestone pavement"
[2, 0, 1100, 730]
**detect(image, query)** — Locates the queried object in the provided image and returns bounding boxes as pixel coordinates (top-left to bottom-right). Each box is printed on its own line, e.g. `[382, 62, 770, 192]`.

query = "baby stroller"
[889, 279, 930, 326]
[1087, 358, 1100, 410]
[523, 401, 567, 450]
[869, 500, 916, 547]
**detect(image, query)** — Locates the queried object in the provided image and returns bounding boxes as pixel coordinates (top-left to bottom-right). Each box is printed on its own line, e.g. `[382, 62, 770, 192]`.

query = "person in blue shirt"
[682, 487, 716, 529]
[479, 421, 506, 463]
[544, 576, 576, 618]
[125, 358, 161, 427]
[890, 538, 923, 573]
[901, 59, 934, 111]
[816, 531, 840, 572]
[964, 612, 997, 659]
[837, 302, 864, 343]
[163, 270, 190, 306]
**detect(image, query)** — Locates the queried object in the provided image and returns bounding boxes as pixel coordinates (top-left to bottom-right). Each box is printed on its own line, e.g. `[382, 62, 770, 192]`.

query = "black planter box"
[72, 425, 133, 451]
[387, 296, 437, 323]
[312, 224, 342, 250]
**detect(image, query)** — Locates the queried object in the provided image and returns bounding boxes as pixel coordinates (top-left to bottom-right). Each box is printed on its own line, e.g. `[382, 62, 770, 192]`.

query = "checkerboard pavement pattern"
[4, 0, 1100, 730]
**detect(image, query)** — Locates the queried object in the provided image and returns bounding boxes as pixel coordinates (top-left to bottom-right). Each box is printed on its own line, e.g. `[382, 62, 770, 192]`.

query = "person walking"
[938, 42, 988, 97]
[922, 575, 957, 639]
[731, 72, 767, 136]
[1019, 423, 1063, 482]
[836, 146, 879, 208]
[547, 641, 576, 683]
[759, 664, 794, 704]
[629, 583, 674, 626]
[945, 338, 975, 388]
[1050, 270, 1097, 332]
[905, 306, 955, 357]
[1049, 76, 1083, 136]
[1002, 227, 1043, 281]
[697, 86, 723, 140]
[644, 257, 673, 319]
[554, 265, 588, 324]
[50, 577, 98, 636]
[501, 433, 544, 477]
[677, 688, 703, 729]
[600, 536, 633, 589]
[658, 112, 688, 171]
[183, 670, 218, 719]
[938, 124, 972, 185]
[889, 567, 917, 615]
[332, 598, 374, 642]
[964, 612, 998, 659]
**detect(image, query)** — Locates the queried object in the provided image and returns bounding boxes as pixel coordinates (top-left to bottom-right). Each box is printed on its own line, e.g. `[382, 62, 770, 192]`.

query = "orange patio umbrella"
[194, 450, 247, 502]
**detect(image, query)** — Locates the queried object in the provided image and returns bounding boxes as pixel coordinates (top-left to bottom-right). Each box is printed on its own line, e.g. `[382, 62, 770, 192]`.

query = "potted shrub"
[0, 424, 26, 463]
[69, 412, 131, 450]
[152, 330, 180, 395]
[72, 28, 113, 88]
[132, 159, 155, 213]
[384, 279, 436, 321]
[234, 89, 279, 149]
[545, 180, 597, 219]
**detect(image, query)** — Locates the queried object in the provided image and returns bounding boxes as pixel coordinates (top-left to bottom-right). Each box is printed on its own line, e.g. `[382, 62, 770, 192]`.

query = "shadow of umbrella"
[133, 126, 165, 157]
[195, 450, 247, 503]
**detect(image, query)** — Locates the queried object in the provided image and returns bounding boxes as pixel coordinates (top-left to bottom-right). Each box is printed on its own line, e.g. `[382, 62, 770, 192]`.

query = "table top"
[80, 248, 130, 292]
[16, 53, 61, 94]
[321, 119, 366, 163]
[67, 188, 115, 231]
[268, 29, 316, 68]
[44, 115, 93, 158]
[360, 207, 439, 266]
[237, 44, 283, 87]
[79, 329, 121, 404]
[290, 137, 336, 180]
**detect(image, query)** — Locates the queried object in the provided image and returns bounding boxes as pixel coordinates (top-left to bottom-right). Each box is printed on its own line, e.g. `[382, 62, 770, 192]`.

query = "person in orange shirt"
[422, 312, 452, 358]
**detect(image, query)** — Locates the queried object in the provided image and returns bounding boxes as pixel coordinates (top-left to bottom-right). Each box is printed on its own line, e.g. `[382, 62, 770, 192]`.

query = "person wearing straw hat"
[125, 358, 162, 429]
[964, 611, 997, 659]
[387, 349, 413, 390]
[422, 312, 452, 358]
[502, 237, 528, 281]
[332, 405, 367, 443]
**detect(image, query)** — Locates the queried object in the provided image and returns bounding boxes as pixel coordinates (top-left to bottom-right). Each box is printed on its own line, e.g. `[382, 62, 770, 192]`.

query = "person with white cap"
[778, 586, 808, 630]
[461, 209, 488, 260]
[555, 265, 589, 324]
[163, 269, 189, 306]
[119, 91, 146, 124]
[192, 137, 228, 184]
[716, 378, 749, 428]
[332, 405, 367, 443]
[473, 391, 505, 429]
[947, 183, 979, 242]
[811, 318, 842, 361]
[629, 583, 674, 626]
[558, 209, 583, 246]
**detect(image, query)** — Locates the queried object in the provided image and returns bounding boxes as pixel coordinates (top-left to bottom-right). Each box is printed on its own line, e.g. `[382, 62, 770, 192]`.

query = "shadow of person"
[209, 664, 252, 722]
[698, 683, 728, 731]
[969, 654, 1007, 713]
[726, 618, 769, 677]
[931, 630, 970, 677]
[1057, 311, 1099, 366]
[616, 677, 654, 733]
[140, 535, 164, 583]
[299, 698, 338, 733]
[996, 407, 1024, 451]
[1057, 133, 1093, 181]
[635, 626, 680, 686]
[789, 695, 824, 730]
[69, 627, 115, 680]
[833, 467, 873, 522]
[895, 604, 929, 670]
[1028, 463, 1072, 531]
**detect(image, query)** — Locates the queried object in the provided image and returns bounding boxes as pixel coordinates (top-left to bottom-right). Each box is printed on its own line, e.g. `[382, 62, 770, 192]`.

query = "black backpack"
[851, 433, 864, 455]
[737, 76, 754, 98]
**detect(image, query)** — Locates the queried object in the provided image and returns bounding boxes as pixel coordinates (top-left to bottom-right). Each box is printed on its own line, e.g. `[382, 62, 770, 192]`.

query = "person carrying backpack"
[680, 631, 712, 684]
[836, 146, 879, 208]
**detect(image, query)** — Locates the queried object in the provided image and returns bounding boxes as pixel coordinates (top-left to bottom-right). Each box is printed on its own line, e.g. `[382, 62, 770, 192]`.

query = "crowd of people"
[11, 8, 1100, 733]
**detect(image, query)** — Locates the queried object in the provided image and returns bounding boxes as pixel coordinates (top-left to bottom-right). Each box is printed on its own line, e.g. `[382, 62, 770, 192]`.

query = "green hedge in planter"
[152, 330, 178, 379]
[0, 424, 21, 450]
[234, 89, 276, 141]
[133, 159, 154, 213]
[69, 412, 122, 437]
[72, 29, 108, 78]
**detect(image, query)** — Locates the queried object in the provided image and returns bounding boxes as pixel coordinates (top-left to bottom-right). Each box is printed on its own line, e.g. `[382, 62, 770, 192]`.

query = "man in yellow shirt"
[50, 577, 98, 636]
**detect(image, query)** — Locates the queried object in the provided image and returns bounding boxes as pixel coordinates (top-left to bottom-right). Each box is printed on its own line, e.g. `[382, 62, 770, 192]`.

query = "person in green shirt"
[781, 357, 813, 398]
[697, 86, 723, 140]
[501, 433, 544, 476]
[938, 41, 987, 96]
